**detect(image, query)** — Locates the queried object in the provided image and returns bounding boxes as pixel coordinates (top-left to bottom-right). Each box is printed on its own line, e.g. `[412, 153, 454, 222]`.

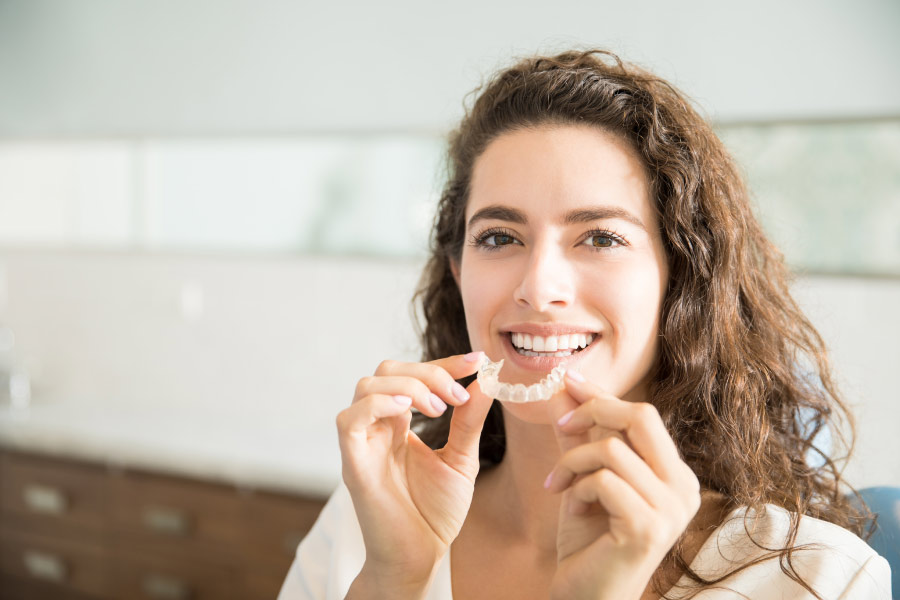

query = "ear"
[449, 258, 461, 288]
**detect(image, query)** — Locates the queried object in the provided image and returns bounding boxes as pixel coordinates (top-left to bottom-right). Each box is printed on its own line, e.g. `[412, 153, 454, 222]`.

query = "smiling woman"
[277, 50, 891, 600]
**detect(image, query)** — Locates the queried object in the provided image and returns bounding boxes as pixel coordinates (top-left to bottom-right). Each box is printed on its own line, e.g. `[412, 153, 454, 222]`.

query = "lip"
[500, 323, 600, 337]
[500, 330, 600, 373]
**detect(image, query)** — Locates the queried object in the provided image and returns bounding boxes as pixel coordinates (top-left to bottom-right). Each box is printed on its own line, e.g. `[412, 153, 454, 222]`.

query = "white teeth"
[510, 332, 596, 353]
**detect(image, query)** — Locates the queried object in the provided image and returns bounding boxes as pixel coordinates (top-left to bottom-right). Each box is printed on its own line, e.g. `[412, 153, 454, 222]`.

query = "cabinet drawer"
[242, 569, 290, 599]
[241, 490, 325, 568]
[0, 450, 111, 537]
[0, 524, 112, 598]
[110, 470, 242, 559]
[112, 550, 237, 600]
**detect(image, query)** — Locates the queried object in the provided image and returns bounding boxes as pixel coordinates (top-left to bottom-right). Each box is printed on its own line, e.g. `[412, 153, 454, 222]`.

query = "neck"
[476, 405, 562, 557]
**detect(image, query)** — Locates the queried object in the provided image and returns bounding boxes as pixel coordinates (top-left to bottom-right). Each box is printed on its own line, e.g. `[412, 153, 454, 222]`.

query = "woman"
[279, 50, 890, 599]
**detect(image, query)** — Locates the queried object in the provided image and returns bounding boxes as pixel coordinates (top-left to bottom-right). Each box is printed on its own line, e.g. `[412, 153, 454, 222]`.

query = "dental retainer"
[476, 356, 567, 403]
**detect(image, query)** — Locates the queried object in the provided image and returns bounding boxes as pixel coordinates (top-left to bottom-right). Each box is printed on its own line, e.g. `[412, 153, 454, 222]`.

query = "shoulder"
[672, 504, 891, 599]
[721, 503, 877, 563]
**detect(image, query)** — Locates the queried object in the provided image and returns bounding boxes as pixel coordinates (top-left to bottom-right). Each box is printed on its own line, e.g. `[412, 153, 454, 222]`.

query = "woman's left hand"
[545, 370, 702, 600]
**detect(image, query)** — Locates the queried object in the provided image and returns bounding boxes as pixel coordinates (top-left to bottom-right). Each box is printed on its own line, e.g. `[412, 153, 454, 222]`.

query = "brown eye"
[590, 234, 614, 247]
[580, 230, 626, 250]
[474, 228, 521, 249]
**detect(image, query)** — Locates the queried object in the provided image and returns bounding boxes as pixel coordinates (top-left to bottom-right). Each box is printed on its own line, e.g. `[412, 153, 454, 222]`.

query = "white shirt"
[278, 482, 891, 599]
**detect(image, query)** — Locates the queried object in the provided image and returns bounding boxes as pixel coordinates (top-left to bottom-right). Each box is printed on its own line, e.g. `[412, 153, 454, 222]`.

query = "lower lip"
[501, 334, 598, 373]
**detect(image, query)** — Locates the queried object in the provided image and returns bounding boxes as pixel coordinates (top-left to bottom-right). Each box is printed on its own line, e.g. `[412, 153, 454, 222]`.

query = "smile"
[508, 332, 596, 357]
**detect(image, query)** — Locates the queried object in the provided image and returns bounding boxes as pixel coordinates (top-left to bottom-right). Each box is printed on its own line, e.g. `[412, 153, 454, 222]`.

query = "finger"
[569, 468, 652, 530]
[440, 378, 496, 475]
[547, 437, 669, 509]
[550, 387, 589, 455]
[355, 375, 449, 417]
[426, 351, 486, 379]
[559, 371, 685, 485]
[373, 352, 484, 409]
[336, 394, 414, 478]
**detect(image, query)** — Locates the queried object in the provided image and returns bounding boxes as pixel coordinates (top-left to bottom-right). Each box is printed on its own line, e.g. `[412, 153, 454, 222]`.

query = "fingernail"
[451, 381, 470, 403]
[430, 393, 447, 414]
[544, 471, 553, 489]
[565, 369, 584, 383]
[464, 351, 483, 362]
[557, 410, 574, 426]
[393, 395, 412, 406]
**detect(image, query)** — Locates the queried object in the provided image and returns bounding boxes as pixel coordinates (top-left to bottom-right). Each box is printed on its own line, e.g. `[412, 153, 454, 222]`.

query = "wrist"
[347, 559, 441, 600]
[550, 558, 656, 600]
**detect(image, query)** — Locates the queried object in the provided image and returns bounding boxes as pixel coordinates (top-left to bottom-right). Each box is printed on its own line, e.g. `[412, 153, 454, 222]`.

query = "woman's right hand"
[336, 351, 492, 596]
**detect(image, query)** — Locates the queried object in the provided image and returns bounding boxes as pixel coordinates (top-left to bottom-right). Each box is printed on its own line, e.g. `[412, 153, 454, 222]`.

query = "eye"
[485, 233, 516, 246]
[469, 227, 522, 251]
[581, 229, 627, 250]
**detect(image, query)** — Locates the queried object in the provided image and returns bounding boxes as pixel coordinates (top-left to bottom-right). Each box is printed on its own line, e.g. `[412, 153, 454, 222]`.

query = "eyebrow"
[467, 204, 647, 232]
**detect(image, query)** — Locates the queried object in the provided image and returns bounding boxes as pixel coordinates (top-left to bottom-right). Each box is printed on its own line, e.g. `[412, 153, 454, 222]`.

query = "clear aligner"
[476, 356, 567, 403]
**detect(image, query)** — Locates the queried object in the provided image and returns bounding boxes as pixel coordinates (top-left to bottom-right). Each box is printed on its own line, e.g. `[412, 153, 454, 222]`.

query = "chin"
[498, 397, 558, 426]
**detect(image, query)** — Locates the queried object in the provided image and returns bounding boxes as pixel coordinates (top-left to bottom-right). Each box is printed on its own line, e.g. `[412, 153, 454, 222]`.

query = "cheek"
[584, 260, 665, 334]
[459, 259, 506, 346]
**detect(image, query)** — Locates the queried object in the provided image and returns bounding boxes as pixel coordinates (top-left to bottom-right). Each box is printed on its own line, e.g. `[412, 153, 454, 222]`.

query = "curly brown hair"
[410, 49, 872, 598]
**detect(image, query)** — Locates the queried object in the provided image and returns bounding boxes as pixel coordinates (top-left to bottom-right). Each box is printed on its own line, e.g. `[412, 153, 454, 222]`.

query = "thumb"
[426, 350, 485, 380]
[440, 378, 495, 476]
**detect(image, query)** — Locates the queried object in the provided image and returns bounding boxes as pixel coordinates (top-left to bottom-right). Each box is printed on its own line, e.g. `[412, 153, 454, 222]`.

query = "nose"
[512, 244, 576, 312]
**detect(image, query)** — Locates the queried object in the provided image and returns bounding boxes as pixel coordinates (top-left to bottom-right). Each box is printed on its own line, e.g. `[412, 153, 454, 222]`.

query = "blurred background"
[0, 0, 898, 597]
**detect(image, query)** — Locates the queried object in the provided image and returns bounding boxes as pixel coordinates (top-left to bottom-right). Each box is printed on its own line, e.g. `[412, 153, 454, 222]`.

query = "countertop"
[0, 399, 343, 498]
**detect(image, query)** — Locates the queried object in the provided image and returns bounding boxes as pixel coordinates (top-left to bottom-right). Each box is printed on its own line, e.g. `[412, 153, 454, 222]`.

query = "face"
[453, 125, 669, 423]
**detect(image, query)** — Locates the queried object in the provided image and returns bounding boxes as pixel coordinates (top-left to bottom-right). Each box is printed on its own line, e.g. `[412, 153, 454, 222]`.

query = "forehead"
[466, 125, 654, 228]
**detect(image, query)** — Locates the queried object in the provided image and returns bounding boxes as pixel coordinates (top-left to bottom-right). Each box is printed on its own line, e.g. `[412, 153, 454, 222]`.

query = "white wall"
[1, 0, 899, 137]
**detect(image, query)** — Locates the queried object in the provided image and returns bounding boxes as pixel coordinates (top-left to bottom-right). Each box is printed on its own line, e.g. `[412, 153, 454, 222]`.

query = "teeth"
[515, 349, 574, 357]
[509, 332, 596, 354]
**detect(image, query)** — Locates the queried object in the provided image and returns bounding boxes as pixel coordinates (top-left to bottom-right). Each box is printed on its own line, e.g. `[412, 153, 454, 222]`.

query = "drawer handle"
[23, 484, 68, 515]
[142, 573, 192, 600]
[142, 506, 190, 536]
[23, 549, 68, 582]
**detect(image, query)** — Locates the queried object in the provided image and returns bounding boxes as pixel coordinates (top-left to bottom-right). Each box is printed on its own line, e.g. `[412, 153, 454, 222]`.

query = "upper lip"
[500, 323, 600, 337]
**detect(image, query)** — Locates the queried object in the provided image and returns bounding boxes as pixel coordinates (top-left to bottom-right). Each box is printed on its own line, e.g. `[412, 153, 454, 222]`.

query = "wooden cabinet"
[0, 448, 327, 599]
